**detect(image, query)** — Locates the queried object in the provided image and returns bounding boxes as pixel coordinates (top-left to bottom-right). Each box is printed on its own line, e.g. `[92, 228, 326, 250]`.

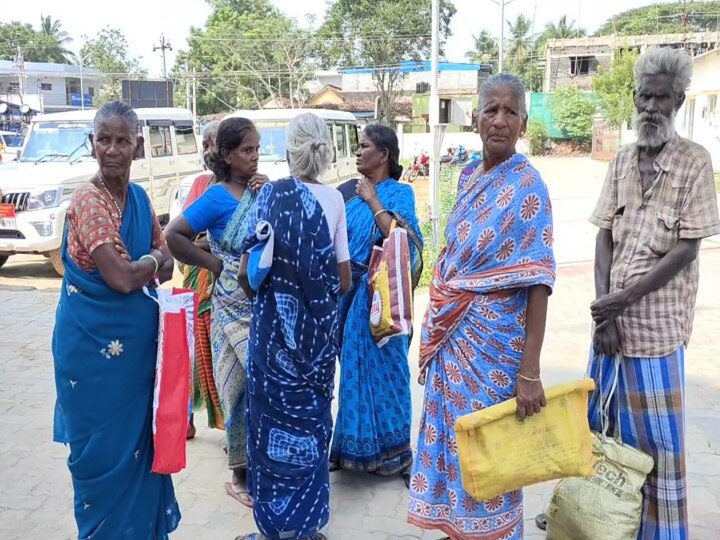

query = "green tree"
[592, 50, 639, 128]
[0, 21, 62, 63]
[80, 27, 146, 104]
[39, 15, 75, 63]
[465, 30, 498, 71]
[505, 14, 534, 75]
[595, 1, 720, 36]
[318, 0, 456, 125]
[550, 86, 596, 142]
[176, 0, 316, 114]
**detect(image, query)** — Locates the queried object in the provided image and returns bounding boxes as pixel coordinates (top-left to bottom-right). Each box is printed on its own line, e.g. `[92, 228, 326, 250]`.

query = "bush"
[550, 87, 596, 143]
[526, 120, 549, 156]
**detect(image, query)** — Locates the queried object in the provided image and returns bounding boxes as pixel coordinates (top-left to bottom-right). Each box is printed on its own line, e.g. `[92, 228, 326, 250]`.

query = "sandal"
[535, 513, 547, 531]
[225, 482, 253, 508]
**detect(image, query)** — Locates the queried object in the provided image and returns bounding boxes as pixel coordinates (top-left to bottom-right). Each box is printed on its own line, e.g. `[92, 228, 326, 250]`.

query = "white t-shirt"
[306, 183, 350, 263]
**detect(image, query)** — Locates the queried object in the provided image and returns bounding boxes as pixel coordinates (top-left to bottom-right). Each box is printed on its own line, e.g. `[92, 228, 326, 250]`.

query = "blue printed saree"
[330, 178, 423, 476]
[53, 182, 180, 540]
[242, 178, 340, 540]
[407, 155, 556, 539]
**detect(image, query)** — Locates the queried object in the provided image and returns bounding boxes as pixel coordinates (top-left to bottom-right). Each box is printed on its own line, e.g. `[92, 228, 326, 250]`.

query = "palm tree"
[505, 14, 534, 75]
[38, 15, 76, 64]
[543, 15, 586, 40]
[465, 30, 499, 71]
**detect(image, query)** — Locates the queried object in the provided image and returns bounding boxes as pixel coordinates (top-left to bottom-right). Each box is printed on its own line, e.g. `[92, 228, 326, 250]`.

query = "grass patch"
[715, 173, 720, 193]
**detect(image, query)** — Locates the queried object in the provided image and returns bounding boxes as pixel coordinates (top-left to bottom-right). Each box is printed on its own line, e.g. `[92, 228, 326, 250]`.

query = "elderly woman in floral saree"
[407, 74, 556, 539]
[330, 125, 423, 483]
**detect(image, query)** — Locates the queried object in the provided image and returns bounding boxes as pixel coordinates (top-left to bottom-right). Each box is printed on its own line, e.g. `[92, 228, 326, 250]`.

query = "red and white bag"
[144, 286, 197, 474]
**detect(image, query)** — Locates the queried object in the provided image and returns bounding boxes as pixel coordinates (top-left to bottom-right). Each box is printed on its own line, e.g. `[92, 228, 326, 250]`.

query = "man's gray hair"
[479, 73, 528, 120]
[202, 121, 220, 139]
[94, 100, 140, 134]
[286, 113, 334, 181]
[634, 47, 693, 96]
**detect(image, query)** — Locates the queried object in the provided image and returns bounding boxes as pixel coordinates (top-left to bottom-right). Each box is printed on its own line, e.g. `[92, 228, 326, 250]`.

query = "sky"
[5, 0, 674, 77]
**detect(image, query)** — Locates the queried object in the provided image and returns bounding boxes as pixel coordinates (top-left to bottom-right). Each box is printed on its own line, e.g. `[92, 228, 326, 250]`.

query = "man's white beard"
[633, 109, 677, 148]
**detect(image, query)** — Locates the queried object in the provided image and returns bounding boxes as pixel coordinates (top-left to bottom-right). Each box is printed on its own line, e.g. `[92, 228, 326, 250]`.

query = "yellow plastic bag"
[455, 379, 596, 501]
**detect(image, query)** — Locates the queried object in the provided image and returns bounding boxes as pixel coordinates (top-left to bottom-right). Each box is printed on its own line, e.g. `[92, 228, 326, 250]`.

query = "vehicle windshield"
[2, 134, 23, 147]
[21, 121, 93, 162]
[255, 122, 288, 162]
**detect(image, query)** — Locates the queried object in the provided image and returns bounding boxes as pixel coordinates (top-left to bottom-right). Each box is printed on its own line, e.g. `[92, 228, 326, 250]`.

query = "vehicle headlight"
[27, 188, 74, 210]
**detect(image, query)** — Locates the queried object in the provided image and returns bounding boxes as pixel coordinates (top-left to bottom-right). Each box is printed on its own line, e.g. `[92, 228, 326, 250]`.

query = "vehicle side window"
[174, 123, 198, 155]
[348, 123, 359, 154]
[149, 125, 173, 157]
[334, 123, 348, 159]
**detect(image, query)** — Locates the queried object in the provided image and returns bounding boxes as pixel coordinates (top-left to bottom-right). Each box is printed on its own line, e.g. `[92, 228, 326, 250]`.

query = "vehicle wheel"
[49, 249, 65, 276]
[409, 169, 419, 183]
[0, 255, 8, 269]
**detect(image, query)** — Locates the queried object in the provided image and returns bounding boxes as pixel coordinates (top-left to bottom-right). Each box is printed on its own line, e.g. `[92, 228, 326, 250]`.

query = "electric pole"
[490, 0, 516, 73]
[153, 34, 173, 79]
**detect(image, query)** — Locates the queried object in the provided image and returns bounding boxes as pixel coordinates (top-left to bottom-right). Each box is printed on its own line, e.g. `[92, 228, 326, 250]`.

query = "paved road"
[2, 157, 720, 539]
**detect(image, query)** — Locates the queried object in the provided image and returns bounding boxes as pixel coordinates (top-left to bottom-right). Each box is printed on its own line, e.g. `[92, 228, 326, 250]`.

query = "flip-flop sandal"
[535, 513, 547, 531]
[225, 482, 253, 508]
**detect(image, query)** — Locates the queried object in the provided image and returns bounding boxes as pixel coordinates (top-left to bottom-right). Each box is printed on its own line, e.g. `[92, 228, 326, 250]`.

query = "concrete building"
[677, 48, 720, 171]
[544, 32, 720, 93]
[0, 60, 104, 113]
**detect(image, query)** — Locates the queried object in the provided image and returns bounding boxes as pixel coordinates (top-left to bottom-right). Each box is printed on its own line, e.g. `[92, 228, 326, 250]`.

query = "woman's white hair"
[634, 47, 693, 96]
[286, 113, 334, 181]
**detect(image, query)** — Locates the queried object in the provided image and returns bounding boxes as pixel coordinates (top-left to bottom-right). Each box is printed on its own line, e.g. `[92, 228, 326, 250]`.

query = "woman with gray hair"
[52, 100, 180, 538]
[234, 112, 350, 540]
[407, 73, 555, 539]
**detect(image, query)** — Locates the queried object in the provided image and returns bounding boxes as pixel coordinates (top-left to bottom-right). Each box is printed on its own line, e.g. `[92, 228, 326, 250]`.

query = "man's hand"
[591, 290, 629, 329]
[593, 319, 621, 356]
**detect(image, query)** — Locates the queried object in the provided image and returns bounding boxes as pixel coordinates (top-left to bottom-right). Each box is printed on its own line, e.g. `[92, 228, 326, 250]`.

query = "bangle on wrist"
[139, 254, 159, 275]
[518, 373, 541, 382]
[374, 209, 388, 219]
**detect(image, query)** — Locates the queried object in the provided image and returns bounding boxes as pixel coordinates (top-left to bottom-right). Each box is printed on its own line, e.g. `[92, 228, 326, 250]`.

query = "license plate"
[0, 203, 16, 229]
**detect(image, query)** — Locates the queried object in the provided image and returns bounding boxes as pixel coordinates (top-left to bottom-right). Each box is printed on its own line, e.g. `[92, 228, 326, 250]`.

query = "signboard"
[70, 93, 93, 108]
[122, 80, 174, 108]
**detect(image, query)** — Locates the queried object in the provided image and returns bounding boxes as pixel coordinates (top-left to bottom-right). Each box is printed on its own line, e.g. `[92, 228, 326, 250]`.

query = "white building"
[0, 60, 104, 113]
[676, 49, 720, 171]
[341, 61, 486, 94]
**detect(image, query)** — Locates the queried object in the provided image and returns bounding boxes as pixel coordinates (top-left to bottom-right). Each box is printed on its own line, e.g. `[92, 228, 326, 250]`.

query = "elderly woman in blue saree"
[330, 125, 423, 484]
[165, 116, 267, 507]
[407, 74, 555, 540]
[235, 113, 351, 540]
[53, 101, 180, 538]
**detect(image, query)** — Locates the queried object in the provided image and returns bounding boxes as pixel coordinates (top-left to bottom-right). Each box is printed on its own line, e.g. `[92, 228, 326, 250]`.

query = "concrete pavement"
[2, 157, 720, 539]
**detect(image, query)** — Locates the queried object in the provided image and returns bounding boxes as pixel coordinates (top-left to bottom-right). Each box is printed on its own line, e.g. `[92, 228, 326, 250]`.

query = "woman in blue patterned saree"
[330, 125, 423, 483]
[53, 101, 180, 539]
[235, 113, 351, 540]
[407, 74, 555, 539]
[165, 117, 267, 507]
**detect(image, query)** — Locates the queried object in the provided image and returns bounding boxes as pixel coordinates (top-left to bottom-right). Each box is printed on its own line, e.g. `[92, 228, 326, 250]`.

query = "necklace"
[97, 171, 123, 219]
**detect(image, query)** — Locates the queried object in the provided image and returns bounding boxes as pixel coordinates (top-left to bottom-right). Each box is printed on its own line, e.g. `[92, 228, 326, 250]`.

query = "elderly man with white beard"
[537, 47, 720, 539]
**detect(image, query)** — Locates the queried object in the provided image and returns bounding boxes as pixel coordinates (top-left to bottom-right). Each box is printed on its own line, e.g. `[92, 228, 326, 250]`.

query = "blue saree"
[53, 182, 180, 540]
[242, 178, 340, 540]
[330, 179, 423, 475]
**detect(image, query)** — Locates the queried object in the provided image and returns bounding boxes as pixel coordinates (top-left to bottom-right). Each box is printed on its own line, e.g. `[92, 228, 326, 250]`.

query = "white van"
[0, 108, 202, 275]
[169, 108, 359, 222]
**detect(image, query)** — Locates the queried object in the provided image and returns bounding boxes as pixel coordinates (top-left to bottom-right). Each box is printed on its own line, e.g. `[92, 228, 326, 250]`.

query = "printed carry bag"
[455, 379, 597, 501]
[367, 219, 414, 347]
[144, 286, 198, 474]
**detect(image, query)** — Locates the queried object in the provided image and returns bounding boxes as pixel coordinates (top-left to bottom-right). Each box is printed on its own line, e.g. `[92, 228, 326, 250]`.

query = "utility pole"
[153, 34, 173, 79]
[185, 60, 191, 111]
[192, 69, 198, 135]
[429, 0, 441, 249]
[490, 0, 515, 73]
[13, 46, 26, 101]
